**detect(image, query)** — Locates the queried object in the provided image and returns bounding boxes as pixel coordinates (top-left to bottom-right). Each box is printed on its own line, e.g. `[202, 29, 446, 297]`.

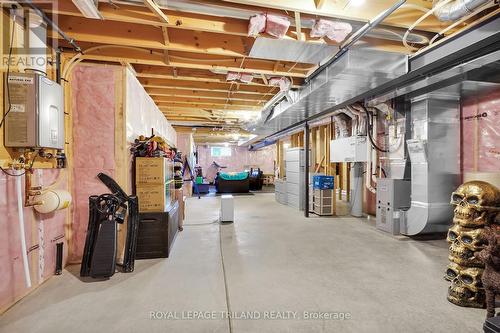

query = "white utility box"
[220, 194, 234, 223]
[330, 136, 367, 163]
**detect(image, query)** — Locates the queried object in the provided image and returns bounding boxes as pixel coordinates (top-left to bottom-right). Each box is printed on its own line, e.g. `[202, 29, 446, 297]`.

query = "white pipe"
[16, 169, 32, 288]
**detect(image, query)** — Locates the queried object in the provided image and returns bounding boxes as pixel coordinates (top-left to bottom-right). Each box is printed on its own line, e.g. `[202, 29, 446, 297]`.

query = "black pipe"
[55, 48, 61, 84]
[304, 123, 310, 218]
[23, 0, 82, 53]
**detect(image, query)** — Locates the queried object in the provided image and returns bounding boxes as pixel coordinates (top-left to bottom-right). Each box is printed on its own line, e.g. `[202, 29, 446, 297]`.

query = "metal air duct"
[434, 0, 492, 21]
[399, 89, 461, 235]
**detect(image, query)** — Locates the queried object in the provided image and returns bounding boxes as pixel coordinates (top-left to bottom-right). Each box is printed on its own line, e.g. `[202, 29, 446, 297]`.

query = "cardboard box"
[136, 157, 168, 185]
[137, 184, 167, 213]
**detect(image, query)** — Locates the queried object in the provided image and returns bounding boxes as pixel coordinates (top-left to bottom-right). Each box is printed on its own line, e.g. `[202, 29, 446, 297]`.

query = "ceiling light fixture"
[72, 0, 104, 19]
[348, 0, 365, 7]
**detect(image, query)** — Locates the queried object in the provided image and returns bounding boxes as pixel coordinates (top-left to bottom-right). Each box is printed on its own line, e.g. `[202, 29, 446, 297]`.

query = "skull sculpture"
[450, 181, 500, 228]
[447, 224, 487, 267]
[446, 262, 485, 308]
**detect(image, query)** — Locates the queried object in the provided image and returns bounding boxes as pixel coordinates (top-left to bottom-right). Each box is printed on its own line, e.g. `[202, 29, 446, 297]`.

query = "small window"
[211, 147, 231, 157]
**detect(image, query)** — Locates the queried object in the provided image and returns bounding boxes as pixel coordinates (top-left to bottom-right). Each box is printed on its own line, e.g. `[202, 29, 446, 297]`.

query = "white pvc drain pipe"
[16, 169, 31, 288]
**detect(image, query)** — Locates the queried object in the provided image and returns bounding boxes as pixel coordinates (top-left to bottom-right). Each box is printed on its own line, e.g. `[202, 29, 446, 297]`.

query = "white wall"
[125, 69, 176, 146]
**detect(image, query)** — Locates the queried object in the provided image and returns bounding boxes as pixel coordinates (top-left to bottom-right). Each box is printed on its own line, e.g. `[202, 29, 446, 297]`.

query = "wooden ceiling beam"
[156, 101, 260, 110]
[146, 88, 272, 101]
[139, 77, 277, 94]
[153, 96, 264, 107]
[51, 16, 250, 58]
[59, 44, 312, 78]
[159, 105, 261, 112]
[134, 64, 304, 87]
[45, 1, 332, 42]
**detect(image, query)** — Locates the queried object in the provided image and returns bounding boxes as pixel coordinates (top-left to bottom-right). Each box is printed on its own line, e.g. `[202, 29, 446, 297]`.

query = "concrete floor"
[0, 193, 486, 332]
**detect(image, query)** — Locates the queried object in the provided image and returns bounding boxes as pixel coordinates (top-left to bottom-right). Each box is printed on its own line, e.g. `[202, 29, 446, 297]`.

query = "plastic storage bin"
[313, 175, 334, 189]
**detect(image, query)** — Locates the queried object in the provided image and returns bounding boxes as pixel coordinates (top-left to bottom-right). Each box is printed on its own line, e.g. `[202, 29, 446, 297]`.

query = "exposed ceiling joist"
[153, 96, 264, 107]
[58, 43, 312, 78]
[143, 0, 169, 23]
[146, 88, 273, 101]
[138, 77, 278, 94]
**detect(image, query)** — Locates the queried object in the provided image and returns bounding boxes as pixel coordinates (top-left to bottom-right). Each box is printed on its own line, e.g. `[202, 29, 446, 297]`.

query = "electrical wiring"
[402, 0, 454, 51]
[361, 107, 389, 153]
[0, 12, 17, 129]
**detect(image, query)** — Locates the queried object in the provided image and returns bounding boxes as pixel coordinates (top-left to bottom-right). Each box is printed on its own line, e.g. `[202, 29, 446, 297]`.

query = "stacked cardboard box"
[136, 157, 169, 213]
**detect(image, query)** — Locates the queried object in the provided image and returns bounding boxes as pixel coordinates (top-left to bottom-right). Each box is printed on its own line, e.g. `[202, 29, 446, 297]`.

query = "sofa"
[215, 172, 250, 193]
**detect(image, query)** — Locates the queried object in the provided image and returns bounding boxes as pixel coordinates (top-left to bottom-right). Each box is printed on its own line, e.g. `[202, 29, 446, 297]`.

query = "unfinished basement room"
[1, 0, 500, 332]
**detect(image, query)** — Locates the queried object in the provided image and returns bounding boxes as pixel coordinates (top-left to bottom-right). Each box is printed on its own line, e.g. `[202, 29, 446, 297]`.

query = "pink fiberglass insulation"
[248, 13, 266, 37]
[269, 77, 291, 92]
[461, 89, 500, 173]
[0, 169, 68, 312]
[310, 19, 352, 43]
[248, 13, 290, 39]
[226, 72, 254, 83]
[70, 65, 119, 261]
[265, 14, 290, 39]
[197, 145, 276, 183]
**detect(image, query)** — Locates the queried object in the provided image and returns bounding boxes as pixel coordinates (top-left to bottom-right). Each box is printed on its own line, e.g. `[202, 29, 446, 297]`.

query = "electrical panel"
[376, 178, 411, 235]
[4, 73, 64, 149]
[329, 136, 367, 163]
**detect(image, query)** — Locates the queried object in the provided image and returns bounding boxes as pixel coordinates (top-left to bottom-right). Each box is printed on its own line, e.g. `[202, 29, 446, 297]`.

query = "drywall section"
[0, 169, 68, 313]
[125, 69, 176, 147]
[197, 145, 276, 183]
[69, 64, 121, 262]
[462, 89, 500, 173]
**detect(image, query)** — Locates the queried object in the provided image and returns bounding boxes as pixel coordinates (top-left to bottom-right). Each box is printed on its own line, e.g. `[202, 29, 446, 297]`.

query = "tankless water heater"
[3, 72, 64, 149]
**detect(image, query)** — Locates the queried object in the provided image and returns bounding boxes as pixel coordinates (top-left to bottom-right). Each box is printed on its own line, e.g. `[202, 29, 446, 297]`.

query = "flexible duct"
[333, 114, 350, 138]
[347, 106, 367, 136]
[433, 0, 492, 21]
[341, 108, 358, 136]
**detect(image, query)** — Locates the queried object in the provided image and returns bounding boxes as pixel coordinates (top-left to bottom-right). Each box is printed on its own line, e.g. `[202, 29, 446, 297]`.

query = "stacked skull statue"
[445, 180, 500, 310]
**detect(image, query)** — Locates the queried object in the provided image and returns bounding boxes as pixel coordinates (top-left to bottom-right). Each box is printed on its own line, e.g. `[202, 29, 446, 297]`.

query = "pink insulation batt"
[70, 65, 120, 262]
[310, 19, 352, 43]
[226, 72, 254, 83]
[265, 14, 290, 39]
[0, 169, 68, 312]
[461, 89, 500, 173]
[248, 13, 266, 37]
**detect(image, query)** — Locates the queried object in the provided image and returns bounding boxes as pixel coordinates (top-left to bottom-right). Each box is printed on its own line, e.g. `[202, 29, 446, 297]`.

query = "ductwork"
[246, 48, 407, 135]
[400, 90, 461, 235]
[433, 0, 492, 21]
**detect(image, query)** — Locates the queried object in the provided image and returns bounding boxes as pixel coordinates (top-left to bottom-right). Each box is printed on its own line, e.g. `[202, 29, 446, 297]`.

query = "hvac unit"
[3, 73, 64, 149]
